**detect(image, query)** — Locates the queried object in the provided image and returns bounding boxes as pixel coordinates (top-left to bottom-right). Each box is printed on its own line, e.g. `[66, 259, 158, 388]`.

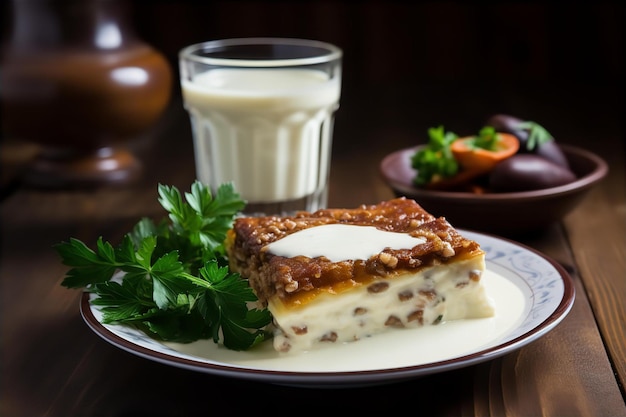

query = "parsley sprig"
[411, 125, 459, 186]
[466, 126, 500, 151]
[56, 181, 272, 351]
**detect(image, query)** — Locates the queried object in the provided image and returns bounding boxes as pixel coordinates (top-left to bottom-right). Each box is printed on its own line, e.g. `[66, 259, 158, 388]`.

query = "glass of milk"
[179, 38, 342, 215]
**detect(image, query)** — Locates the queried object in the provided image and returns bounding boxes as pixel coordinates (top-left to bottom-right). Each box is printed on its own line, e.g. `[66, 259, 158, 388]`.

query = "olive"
[486, 114, 528, 144]
[534, 139, 570, 169]
[489, 154, 577, 192]
[485, 113, 569, 169]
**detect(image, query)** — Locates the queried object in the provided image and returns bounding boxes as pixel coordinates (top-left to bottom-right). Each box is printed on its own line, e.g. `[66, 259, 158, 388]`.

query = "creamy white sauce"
[265, 224, 426, 262]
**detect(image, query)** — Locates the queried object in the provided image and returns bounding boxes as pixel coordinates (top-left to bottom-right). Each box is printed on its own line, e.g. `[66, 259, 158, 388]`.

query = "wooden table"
[1, 80, 624, 416]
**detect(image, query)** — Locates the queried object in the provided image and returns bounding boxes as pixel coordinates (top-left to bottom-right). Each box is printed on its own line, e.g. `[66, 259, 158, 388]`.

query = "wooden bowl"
[380, 144, 608, 236]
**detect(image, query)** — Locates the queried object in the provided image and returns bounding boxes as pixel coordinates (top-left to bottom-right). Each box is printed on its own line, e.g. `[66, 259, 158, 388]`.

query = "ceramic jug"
[1, 0, 173, 187]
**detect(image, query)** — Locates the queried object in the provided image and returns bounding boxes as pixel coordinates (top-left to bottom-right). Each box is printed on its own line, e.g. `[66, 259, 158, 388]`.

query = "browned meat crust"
[225, 197, 483, 307]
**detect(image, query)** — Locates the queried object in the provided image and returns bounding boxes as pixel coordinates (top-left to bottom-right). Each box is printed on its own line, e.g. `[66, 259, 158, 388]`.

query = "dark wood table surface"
[1, 78, 624, 416]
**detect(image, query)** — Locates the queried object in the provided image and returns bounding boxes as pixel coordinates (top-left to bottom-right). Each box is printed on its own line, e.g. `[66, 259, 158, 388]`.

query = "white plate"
[80, 230, 575, 388]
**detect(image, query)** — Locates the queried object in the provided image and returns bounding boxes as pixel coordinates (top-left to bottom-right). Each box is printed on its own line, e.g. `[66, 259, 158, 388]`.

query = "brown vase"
[1, 0, 173, 187]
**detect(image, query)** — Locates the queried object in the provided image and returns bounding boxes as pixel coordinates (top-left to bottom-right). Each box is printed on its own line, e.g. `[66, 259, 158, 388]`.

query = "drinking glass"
[179, 38, 342, 215]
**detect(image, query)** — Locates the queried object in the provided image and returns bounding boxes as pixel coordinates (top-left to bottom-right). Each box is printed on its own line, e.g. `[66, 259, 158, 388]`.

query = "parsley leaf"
[56, 181, 270, 351]
[159, 181, 244, 250]
[411, 125, 459, 186]
[466, 126, 499, 151]
[56, 237, 122, 287]
[190, 261, 272, 350]
[517, 120, 554, 151]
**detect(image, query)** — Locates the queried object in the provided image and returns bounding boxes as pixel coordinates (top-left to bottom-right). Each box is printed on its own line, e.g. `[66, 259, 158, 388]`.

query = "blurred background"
[1, 0, 623, 195]
[127, 0, 623, 141]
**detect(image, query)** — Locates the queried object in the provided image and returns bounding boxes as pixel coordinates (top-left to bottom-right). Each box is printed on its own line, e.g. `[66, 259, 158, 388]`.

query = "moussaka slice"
[225, 197, 494, 353]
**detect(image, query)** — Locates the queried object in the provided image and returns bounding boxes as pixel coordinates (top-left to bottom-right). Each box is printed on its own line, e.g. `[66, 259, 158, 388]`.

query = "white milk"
[181, 68, 341, 207]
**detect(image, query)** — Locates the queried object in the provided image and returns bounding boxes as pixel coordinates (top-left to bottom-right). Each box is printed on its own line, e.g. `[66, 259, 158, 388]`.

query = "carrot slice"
[450, 132, 519, 173]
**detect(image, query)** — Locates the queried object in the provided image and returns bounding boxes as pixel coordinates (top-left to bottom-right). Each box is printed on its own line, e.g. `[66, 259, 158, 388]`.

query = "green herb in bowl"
[410, 125, 459, 186]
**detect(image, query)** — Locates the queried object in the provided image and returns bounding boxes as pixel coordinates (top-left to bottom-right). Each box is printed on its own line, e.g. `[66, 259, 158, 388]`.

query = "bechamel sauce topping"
[265, 224, 426, 262]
